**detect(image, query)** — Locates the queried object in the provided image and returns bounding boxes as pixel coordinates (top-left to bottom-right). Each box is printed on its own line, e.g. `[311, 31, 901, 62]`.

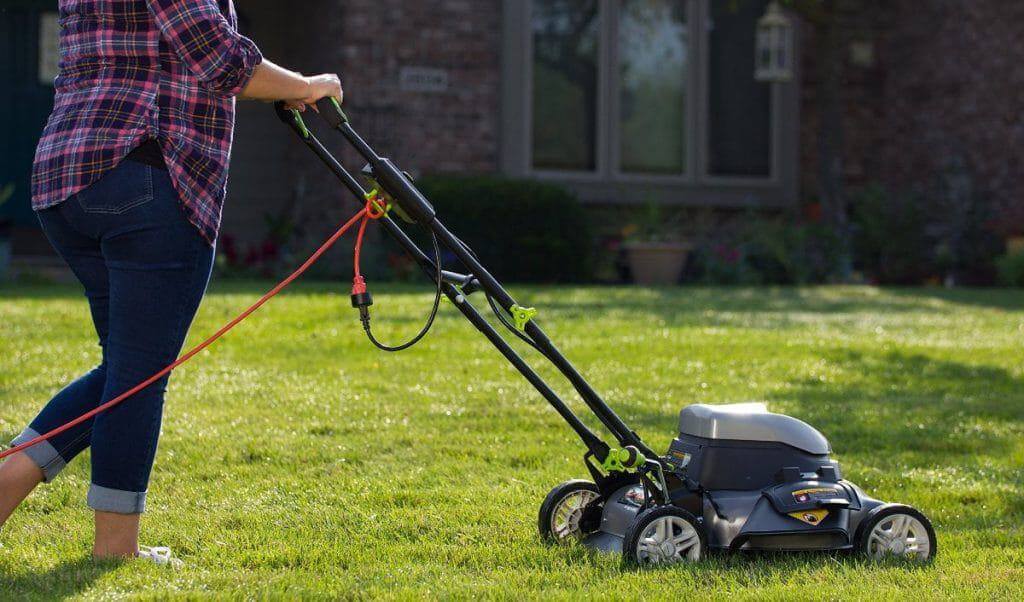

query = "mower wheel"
[854, 504, 936, 562]
[624, 506, 706, 566]
[538, 480, 602, 542]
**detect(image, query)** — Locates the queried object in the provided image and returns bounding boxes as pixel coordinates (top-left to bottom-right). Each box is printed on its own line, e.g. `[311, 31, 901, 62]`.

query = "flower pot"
[1007, 236, 1024, 255]
[624, 242, 691, 286]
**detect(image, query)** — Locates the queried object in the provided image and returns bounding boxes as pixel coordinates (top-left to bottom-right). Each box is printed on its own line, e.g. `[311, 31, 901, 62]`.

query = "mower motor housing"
[583, 403, 886, 553]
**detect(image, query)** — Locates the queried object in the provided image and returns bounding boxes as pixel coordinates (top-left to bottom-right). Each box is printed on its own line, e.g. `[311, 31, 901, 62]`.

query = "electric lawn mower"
[267, 98, 937, 566]
[269, 99, 937, 566]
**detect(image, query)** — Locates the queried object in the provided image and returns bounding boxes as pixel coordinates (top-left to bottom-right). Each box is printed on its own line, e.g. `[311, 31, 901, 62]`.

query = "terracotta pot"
[624, 242, 691, 285]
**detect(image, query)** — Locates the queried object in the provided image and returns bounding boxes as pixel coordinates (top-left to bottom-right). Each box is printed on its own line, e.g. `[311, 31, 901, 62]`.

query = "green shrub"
[744, 218, 842, 284]
[996, 251, 1024, 287]
[850, 185, 934, 284]
[415, 176, 592, 283]
[686, 213, 842, 285]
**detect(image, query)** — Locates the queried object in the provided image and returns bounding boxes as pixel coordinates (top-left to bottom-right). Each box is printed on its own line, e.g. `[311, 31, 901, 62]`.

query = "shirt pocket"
[75, 160, 154, 215]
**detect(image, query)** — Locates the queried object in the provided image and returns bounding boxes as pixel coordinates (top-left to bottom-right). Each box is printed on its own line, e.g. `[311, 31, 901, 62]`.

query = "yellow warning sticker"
[788, 509, 829, 525]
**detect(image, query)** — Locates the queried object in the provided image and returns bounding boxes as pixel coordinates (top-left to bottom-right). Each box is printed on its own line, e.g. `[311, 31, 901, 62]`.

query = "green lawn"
[1, 283, 1022, 599]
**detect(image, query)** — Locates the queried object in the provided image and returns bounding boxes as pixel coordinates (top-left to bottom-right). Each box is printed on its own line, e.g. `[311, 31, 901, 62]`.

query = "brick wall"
[879, 0, 1024, 233]
[221, 0, 503, 264]
[799, 1, 1024, 231]
[225, 1, 1023, 250]
[324, 0, 502, 174]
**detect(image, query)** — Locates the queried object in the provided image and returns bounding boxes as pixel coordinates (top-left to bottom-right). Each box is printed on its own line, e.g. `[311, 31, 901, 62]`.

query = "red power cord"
[0, 199, 384, 462]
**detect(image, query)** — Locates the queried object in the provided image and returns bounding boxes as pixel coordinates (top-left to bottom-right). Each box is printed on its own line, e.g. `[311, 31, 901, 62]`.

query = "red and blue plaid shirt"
[32, 0, 263, 244]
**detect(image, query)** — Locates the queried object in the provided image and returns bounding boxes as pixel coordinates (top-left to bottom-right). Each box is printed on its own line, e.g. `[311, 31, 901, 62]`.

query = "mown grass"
[1, 282, 1022, 600]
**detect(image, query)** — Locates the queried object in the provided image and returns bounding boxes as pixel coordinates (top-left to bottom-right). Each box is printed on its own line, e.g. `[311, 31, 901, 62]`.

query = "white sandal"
[136, 546, 184, 568]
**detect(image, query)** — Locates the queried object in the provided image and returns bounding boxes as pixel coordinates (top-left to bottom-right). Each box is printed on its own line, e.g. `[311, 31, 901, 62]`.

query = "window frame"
[500, 0, 801, 208]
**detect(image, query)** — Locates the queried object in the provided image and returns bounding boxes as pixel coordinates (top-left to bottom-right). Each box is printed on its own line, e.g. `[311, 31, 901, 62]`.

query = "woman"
[0, 0, 341, 565]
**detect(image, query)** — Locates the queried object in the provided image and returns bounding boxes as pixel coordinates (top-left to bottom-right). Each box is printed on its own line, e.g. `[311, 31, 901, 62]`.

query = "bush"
[851, 185, 934, 284]
[850, 163, 1003, 285]
[744, 218, 842, 284]
[686, 213, 841, 285]
[415, 176, 592, 282]
[996, 251, 1024, 287]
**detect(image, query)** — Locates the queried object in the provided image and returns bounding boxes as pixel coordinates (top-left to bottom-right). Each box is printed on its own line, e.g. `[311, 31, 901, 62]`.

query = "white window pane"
[619, 0, 688, 175]
[532, 0, 600, 171]
[708, 0, 772, 177]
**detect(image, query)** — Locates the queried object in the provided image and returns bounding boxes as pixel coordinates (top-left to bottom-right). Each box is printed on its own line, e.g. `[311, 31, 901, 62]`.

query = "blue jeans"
[12, 159, 214, 514]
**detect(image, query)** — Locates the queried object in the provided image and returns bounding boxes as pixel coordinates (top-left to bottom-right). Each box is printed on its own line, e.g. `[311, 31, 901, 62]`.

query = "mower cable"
[359, 225, 444, 352]
[0, 204, 372, 462]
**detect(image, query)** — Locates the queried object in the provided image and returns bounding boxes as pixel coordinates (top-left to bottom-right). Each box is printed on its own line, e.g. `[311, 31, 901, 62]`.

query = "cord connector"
[351, 275, 374, 309]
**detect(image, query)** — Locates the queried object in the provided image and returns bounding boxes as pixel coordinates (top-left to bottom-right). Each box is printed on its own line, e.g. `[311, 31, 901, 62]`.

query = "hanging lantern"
[755, 1, 794, 83]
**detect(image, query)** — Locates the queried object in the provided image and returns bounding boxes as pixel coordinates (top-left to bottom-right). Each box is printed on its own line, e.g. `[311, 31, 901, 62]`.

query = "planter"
[624, 241, 691, 285]
[1007, 236, 1024, 255]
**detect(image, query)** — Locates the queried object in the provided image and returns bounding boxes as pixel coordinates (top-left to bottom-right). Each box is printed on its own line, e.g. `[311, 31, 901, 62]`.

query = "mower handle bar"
[273, 101, 660, 464]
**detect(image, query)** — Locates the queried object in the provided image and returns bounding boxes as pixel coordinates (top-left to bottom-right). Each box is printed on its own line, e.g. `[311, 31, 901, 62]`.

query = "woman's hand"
[283, 74, 343, 112]
[240, 60, 343, 110]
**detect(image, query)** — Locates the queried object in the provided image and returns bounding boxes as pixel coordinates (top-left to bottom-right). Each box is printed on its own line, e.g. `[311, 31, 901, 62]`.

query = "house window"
[502, 0, 800, 207]
[707, 0, 772, 177]
[618, 0, 689, 175]
[531, 0, 600, 171]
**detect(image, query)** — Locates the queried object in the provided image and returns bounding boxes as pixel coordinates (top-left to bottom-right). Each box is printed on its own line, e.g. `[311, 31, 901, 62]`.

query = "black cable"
[360, 225, 443, 352]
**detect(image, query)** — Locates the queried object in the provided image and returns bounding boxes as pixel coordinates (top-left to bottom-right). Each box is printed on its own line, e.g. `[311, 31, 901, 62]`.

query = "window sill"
[527, 171, 797, 208]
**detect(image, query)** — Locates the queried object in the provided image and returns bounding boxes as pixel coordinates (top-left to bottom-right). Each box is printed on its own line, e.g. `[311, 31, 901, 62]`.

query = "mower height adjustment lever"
[601, 446, 645, 473]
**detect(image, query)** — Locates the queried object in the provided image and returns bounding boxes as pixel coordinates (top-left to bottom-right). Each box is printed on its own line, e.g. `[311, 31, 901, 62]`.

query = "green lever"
[316, 97, 349, 129]
[289, 109, 310, 139]
[509, 304, 538, 332]
[329, 97, 349, 124]
[600, 446, 645, 473]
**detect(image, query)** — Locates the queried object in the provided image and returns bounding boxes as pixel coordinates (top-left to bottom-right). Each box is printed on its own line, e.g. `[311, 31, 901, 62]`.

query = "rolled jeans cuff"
[88, 484, 147, 514]
[10, 428, 66, 483]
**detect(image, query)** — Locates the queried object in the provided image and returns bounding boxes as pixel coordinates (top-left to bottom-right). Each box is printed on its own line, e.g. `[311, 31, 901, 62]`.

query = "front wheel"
[623, 506, 707, 566]
[538, 480, 602, 542]
[855, 504, 936, 562]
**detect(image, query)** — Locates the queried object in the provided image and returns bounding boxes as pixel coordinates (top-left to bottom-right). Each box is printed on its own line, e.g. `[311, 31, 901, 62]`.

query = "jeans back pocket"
[75, 160, 154, 215]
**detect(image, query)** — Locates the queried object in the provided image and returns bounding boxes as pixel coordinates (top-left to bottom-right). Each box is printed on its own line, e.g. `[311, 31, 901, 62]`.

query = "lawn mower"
[275, 99, 937, 566]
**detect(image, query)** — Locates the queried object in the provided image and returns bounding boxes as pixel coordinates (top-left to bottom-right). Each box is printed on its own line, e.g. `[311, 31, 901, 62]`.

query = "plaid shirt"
[32, 0, 263, 244]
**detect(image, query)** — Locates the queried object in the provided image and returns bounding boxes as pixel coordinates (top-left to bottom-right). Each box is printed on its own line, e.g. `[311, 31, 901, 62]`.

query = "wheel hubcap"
[636, 516, 701, 564]
[550, 490, 599, 540]
[867, 513, 930, 560]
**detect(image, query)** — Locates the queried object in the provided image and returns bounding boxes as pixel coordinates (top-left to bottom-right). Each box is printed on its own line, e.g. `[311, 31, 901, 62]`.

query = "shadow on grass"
[528, 287, 1024, 330]
[3, 556, 120, 599]
[550, 539, 933, 574]
[627, 549, 935, 574]
[888, 287, 1024, 311]
[621, 348, 1023, 460]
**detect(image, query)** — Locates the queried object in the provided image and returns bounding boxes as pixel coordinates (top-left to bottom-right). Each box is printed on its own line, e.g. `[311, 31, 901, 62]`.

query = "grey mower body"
[583, 403, 886, 553]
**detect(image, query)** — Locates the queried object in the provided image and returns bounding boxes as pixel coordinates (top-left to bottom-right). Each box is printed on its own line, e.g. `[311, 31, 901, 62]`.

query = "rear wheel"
[624, 506, 706, 566]
[538, 480, 602, 542]
[855, 504, 936, 562]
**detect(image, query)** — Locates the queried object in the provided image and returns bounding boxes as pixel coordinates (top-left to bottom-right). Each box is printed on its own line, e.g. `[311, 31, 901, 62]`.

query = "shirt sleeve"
[145, 0, 263, 96]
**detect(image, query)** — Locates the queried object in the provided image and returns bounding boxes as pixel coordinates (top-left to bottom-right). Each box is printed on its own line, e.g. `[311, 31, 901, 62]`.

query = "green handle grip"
[316, 96, 349, 129]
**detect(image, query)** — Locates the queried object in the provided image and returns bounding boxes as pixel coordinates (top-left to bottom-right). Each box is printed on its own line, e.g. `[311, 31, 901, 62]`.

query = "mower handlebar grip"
[316, 97, 349, 129]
